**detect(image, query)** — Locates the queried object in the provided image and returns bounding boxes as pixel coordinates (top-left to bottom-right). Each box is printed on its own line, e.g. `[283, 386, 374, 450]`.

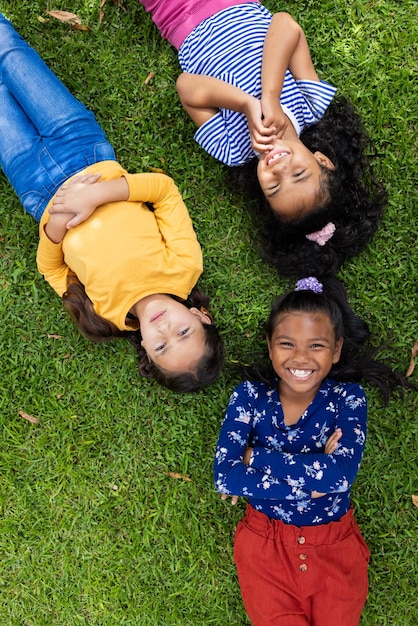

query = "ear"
[189, 307, 212, 325]
[266, 335, 273, 360]
[314, 151, 335, 171]
[333, 338, 344, 363]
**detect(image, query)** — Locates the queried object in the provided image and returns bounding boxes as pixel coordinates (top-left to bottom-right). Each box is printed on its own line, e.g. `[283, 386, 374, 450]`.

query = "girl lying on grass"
[139, 1, 386, 276]
[0, 13, 224, 392]
[214, 275, 412, 625]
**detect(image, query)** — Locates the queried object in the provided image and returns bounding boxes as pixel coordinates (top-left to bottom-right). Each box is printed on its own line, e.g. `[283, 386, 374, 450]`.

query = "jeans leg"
[0, 81, 42, 184]
[0, 14, 115, 221]
[0, 13, 108, 148]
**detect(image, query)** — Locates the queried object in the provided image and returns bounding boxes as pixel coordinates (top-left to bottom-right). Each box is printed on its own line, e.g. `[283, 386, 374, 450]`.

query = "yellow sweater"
[37, 161, 203, 331]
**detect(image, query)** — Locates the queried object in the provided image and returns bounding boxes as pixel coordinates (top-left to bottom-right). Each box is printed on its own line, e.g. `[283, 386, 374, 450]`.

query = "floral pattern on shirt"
[214, 379, 367, 526]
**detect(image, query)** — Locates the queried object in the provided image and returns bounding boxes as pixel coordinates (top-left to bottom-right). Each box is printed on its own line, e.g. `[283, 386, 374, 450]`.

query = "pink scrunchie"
[305, 222, 336, 246]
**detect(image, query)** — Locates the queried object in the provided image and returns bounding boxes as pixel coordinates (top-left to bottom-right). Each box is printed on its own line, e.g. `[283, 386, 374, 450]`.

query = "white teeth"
[267, 151, 289, 166]
[289, 369, 312, 379]
[270, 152, 285, 163]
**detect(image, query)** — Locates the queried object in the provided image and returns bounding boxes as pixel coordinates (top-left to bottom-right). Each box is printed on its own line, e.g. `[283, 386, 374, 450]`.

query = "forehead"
[269, 187, 317, 218]
[273, 310, 334, 335]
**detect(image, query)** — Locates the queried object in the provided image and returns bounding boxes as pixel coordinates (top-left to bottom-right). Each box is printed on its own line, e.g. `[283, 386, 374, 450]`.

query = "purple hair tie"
[295, 277, 323, 294]
[305, 222, 336, 246]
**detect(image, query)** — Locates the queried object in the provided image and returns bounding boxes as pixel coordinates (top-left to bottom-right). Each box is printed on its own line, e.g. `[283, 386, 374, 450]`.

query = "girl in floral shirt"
[214, 276, 411, 625]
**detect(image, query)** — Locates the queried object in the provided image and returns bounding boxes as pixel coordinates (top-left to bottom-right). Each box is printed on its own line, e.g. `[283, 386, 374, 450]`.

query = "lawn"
[0, 1, 416, 624]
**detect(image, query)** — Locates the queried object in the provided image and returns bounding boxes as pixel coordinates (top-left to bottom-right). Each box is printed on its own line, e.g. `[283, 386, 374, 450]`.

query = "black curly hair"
[234, 96, 387, 277]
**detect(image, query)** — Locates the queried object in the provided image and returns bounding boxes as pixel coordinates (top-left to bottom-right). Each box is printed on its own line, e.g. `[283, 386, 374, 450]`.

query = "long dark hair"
[63, 278, 224, 392]
[245, 275, 412, 405]
[234, 97, 386, 277]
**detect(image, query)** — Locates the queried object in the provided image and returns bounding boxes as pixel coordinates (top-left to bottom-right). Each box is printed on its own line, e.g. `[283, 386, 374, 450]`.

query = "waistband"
[241, 503, 356, 547]
[173, 0, 260, 49]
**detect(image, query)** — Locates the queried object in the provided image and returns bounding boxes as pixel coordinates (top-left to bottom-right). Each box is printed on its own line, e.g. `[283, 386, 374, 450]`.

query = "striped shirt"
[178, 3, 337, 166]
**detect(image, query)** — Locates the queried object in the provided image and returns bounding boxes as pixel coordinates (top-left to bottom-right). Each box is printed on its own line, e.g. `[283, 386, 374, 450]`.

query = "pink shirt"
[140, 0, 259, 49]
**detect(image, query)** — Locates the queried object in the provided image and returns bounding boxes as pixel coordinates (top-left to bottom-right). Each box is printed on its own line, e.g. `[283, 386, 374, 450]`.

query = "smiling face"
[267, 310, 343, 402]
[257, 138, 335, 219]
[136, 295, 212, 373]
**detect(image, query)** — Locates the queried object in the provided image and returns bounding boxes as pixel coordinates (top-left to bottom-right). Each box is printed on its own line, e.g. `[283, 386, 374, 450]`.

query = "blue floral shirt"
[214, 379, 367, 526]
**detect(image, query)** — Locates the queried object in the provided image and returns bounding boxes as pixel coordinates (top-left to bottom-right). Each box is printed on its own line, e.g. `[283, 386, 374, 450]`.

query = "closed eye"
[294, 169, 306, 178]
[267, 184, 280, 197]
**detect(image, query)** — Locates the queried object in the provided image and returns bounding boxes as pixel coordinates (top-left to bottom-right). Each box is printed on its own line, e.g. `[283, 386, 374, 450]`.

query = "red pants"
[234, 504, 370, 626]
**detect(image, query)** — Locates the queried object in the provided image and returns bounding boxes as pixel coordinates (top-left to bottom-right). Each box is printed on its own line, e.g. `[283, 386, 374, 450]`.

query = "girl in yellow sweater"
[0, 14, 224, 392]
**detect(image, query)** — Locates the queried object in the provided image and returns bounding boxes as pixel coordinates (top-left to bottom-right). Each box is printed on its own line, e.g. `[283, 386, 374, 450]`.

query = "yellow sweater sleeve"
[124, 172, 202, 271]
[36, 227, 70, 297]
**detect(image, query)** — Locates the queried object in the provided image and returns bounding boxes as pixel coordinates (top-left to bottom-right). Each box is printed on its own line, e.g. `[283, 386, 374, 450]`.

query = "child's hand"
[324, 428, 342, 455]
[221, 494, 239, 506]
[50, 173, 102, 228]
[244, 96, 277, 154]
[310, 429, 342, 500]
[44, 212, 75, 244]
[261, 98, 291, 139]
[242, 446, 254, 466]
[311, 491, 326, 498]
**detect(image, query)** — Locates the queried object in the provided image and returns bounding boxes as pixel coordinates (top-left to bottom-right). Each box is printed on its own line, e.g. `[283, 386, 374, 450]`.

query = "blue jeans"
[0, 14, 116, 221]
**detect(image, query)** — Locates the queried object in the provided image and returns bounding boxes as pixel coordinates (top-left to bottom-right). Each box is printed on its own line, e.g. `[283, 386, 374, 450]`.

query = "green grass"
[0, 0, 417, 624]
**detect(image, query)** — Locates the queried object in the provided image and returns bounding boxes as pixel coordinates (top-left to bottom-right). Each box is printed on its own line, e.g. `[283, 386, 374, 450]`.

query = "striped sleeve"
[193, 70, 256, 166]
[281, 76, 337, 131]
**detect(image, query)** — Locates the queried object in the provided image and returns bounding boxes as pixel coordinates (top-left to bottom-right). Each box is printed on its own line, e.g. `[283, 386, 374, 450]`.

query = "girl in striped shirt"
[139, 1, 386, 277]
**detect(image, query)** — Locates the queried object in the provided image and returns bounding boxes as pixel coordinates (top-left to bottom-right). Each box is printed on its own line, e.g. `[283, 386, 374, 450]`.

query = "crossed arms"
[214, 382, 367, 503]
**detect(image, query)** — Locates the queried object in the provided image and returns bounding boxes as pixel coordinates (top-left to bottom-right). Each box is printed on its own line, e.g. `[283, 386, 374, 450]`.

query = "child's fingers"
[324, 428, 343, 454]
[220, 493, 239, 505]
[49, 198, 73, 214]
[328, 428, 342, 443]
[69, 173, 101, 185]
[65, 216, 83, 229]
[259, 123, 277, 137]
[324, 436, 341, 454]
[311, 491, 326, 498]
[251, 132, 277, 154]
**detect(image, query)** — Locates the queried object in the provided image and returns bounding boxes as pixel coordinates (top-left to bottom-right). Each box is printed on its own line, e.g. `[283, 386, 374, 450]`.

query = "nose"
[290, 347, 310, 365]
[269, 161, 290, 183]
[157, 318, 171, 333]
